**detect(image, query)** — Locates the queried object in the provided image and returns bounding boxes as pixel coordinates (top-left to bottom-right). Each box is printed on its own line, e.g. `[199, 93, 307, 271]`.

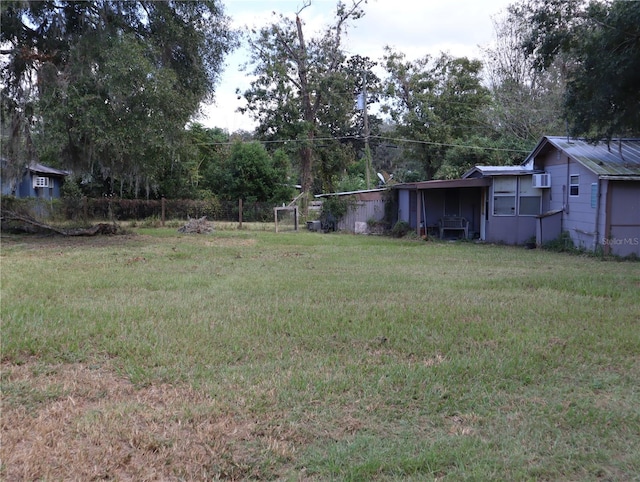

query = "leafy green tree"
[1, 1, 237, 196]
[435, 135, 532, 179]
[382, 49, 491, 179]
[156, 123, 230, 199]
[238, 0, 366, 197]
[519, 0, 640, 139]
[208, 141, 294, 204]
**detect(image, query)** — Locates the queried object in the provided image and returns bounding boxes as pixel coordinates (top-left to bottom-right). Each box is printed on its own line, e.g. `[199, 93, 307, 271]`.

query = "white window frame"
[569, 174, 580, 196]
[33, 176, 50, 188]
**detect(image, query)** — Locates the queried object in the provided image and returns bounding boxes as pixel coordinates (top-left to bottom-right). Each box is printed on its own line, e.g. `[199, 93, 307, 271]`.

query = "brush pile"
[177, 216, 214, 234]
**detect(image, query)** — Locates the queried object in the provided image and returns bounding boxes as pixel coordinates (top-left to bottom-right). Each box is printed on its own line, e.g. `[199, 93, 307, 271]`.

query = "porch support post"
[416, 189, 422, 237]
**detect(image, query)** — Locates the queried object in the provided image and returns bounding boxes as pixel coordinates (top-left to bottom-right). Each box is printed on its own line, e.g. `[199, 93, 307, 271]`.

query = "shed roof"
[27, 162, 70, 177]
[526, 136, 640, 177]
[315, 188, 386, 201]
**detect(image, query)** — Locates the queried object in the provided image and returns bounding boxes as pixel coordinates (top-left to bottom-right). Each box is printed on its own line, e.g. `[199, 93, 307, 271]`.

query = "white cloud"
[200, 0, 511, 131]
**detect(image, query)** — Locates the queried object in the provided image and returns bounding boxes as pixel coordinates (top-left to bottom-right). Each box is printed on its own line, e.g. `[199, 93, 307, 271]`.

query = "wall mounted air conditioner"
[33, 176, 50, 188]
[532, 173, 551, 188]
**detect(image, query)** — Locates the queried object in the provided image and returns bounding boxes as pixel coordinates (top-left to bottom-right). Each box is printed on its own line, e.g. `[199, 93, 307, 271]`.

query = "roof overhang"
[394, 177, 491, 190]
[27, 163, 70, 177]
[315, 188, 386, 201]
[600, 175, 640, 181]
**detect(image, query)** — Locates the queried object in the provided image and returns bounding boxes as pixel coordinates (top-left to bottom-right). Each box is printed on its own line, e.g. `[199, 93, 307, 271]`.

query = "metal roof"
[527, 136, 640, 177]
[394, 177, 491, 190]
[27, 162, 70, 177]
[462, 165, 535, 178]
[315, 188, 386, 198]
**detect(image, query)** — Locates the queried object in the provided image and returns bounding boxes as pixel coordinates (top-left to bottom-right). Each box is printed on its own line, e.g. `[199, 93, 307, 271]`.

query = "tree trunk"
[1, 211, 120, 236]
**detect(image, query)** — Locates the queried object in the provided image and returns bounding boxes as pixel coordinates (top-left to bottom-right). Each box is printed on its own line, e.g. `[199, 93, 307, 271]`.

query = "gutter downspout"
[594, 178, 602, 253]
[564, 153, 570, 215]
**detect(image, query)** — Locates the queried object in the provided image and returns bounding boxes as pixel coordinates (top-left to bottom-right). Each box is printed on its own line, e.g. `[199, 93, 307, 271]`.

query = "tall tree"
[382, 49, 491, 179]
[519, 0, 640, 139]
[0, 1, 236, 196]
[481, 6, 566, 144]
[207, 141, 294, 204]
[238, 0, 366, 197]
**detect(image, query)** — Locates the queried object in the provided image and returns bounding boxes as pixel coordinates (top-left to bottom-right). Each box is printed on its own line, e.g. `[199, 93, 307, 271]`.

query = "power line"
[193, 134, 531, 154]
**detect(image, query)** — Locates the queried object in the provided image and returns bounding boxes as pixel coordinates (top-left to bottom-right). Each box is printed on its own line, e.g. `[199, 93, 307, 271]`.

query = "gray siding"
[398, 190, 410, 224]
[485, 175, 537, 244]
[564, 163, 600, 250]
[541, 152, 602, 250]
[606, 181, 640, 256]
[338, 200, 386, 232]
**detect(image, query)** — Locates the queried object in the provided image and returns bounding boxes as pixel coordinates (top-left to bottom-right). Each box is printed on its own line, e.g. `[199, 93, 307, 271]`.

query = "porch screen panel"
[493, 177, 516, 216]
[518, 176, 541, 216]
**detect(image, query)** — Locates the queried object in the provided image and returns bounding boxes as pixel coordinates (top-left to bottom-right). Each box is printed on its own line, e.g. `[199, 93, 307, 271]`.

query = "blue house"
[1, 161, 69, 200]
[393, 136, 640, 257]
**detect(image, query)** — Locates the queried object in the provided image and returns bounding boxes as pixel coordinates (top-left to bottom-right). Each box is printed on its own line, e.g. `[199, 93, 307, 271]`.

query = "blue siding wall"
[5, 171, 64, 199]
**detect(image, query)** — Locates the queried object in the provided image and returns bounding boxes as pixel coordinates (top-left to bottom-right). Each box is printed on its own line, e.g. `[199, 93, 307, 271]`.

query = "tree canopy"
[1, 0, 237, 196]
[519, 0, 640, 139]
[238, 0, 368, 196]
[206, 141, 294, 204]
[382, 49, 492, 179]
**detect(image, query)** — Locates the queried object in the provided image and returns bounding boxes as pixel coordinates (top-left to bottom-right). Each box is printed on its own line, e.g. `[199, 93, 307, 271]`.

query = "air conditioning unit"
[33, 176, 50, 188]
[532, 173, 551, 188]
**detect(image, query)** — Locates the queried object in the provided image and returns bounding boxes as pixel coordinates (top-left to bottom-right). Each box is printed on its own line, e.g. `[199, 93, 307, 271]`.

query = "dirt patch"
[1, 361, 294, 480]
[1, 232, 141, 251]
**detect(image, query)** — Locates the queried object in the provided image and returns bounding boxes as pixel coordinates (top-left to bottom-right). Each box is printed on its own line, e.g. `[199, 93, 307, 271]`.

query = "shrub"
[542, 231, 580, 253]
[391, 220, 411, 238]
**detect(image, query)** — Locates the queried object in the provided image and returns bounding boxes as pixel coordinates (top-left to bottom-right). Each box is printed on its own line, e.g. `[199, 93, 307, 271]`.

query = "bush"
[391, 220, 411, 238]
[320, 195, 354, 221]
[542, 231, 580, 253]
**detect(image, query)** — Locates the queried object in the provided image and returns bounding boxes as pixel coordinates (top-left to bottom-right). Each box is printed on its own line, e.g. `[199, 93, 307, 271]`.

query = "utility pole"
[362, 72, 372, 189]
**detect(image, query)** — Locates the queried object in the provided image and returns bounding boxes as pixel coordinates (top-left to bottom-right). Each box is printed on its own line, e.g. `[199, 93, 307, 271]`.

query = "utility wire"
[193, 134, 531, 153]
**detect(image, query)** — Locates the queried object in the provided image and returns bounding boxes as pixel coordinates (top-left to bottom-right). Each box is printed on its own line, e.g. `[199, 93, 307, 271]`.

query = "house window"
[591, 183, 598, 208]
[493, 176, 516, 216]
[569, 174, 579, 196]
[518, 176, 541, 216]
[33, 176, 50, 188]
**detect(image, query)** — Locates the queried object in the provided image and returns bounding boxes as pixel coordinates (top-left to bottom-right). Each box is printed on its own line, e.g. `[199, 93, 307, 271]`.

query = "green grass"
[1, 229, 639, 480]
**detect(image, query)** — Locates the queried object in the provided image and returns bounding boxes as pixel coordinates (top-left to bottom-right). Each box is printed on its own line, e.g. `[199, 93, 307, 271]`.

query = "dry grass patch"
[1, 360, 297, 481]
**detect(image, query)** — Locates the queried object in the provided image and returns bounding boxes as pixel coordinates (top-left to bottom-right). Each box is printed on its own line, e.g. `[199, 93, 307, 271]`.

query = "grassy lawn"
[1, 228, 639, 480]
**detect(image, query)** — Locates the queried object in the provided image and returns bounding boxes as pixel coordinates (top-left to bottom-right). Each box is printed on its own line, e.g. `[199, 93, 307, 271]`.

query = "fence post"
[161, 197, 166, 227]
[238, 198, 243, 229]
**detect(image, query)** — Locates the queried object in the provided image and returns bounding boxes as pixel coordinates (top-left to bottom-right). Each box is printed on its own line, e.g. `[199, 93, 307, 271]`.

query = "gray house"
[522, 136, 640, 257]
[393, 136, 640, 257]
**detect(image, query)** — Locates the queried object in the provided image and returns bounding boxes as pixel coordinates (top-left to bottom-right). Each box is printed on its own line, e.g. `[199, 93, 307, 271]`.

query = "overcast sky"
[198, 0, 515, 132]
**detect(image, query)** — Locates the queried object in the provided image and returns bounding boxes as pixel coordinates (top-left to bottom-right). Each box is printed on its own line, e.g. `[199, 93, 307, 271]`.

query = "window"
[591, 183, 598, 208]
[493, 177, 516, 216]
[33, 176, 50, 188]
[518, 176, 541, 216]
[569, 174, 579, 196]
